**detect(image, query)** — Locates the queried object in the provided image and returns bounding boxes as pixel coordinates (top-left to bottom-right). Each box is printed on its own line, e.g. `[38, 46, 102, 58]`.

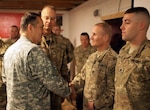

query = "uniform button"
[119, 68, 124, 73]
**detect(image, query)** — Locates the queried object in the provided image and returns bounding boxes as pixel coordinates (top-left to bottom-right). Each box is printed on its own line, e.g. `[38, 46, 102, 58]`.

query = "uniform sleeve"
[71, 63, 86, 88]
[26, 47, 71, 97]
[66, 39, 74, 63]
[61, 50, 70, 82]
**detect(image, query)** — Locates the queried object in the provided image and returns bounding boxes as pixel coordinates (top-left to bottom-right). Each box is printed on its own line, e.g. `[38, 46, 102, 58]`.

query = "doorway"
[105, 18, 126, 53]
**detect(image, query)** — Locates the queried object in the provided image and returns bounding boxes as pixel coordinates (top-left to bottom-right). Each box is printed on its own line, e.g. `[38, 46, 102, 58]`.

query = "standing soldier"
[40, 5, 74, 110]
[74, 32, 96, 74]
[70, 22, 117, 110]
[113, 7, 150, 110]
[7, 25, 20, 44]
[73, 32, 96, 110]
[2, 12, 71, 110]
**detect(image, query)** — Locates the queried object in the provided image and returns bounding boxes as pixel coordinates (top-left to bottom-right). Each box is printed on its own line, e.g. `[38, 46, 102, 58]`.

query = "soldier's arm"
[27, 47, 71, 97]
[70, 63, 86, 88]
[66, 40, 74, 63]
[69, 58, 76, 81]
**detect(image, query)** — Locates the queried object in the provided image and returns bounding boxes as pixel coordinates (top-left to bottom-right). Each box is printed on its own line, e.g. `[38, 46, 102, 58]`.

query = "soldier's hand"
[87, 101, 94, 110]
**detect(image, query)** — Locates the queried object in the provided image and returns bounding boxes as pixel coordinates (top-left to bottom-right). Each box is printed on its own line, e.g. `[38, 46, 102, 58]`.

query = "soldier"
[0, 39, 9, 110]
[74, 32, 96, 74]
[113, 7, 150, 110]
[40, 5, 74, 110]
[7, 25, 20, 44]
[70, 22, 117, 110]
[2, 12, 71, 110]
[73, 32, 96, 110]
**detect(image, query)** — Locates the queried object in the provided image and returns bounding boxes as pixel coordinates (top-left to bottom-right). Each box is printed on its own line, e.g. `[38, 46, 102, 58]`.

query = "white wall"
[134, 0, 150, 39]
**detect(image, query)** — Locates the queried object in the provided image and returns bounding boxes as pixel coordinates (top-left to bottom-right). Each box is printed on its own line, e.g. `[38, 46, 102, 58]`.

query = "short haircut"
[95, 22, 113, 38]
[125, 7, 149, 15]
[20, 12, 40, 32]
[80, 32, 90, 39]
[10, 25, 19, 30]
[125, 7, 150, 25]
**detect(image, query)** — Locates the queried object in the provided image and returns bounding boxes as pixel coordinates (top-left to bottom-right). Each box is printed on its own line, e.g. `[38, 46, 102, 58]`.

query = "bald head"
[41, 5, 56, 16]
[41, 5, 56, 32]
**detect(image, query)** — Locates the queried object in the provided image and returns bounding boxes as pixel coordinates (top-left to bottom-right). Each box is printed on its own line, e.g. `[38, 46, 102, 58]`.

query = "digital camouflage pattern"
[40, 34, 74, 110]
[114, 40, 150, 110]
[2, 36, 71, 110]
[74, 45, 96, 73]
[72, 47, 117, 110]
[0, 39, 10, 110]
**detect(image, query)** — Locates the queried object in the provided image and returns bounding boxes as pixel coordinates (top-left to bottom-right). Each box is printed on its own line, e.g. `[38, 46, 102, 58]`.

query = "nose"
[120, 24, 123, 30]
[90, 35, 93, 40]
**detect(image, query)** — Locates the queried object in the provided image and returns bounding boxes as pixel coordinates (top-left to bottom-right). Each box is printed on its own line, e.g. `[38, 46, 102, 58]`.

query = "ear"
[27, 24, 33, 32]
[139, 21, 146, 30]
[103, 34, 109, 42]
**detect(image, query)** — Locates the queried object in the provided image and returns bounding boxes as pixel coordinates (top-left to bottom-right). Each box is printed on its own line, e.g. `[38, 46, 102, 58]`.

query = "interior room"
[0, 0, 150, 110]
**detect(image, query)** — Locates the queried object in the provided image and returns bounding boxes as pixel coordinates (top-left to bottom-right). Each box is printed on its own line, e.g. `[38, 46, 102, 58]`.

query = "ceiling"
[0, 0, 88, 11]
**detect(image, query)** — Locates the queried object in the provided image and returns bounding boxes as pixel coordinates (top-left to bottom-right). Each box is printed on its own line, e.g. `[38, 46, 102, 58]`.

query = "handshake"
[69, 82, 77, 106]
[61, 82, 77, 110]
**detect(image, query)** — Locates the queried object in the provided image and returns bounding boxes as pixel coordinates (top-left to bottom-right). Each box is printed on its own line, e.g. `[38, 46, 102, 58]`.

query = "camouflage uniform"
[41, 34, 74, 81]
[40, 34, 74, 110]
[72, 47, 117, 110]
[74, 45, 96, 73]
[74, 45, 96, 110]
[0, 40, 10, 110]
[2, 36, 71, 110]
[59, 35, 74, 64]
[114, 40, 150, 110]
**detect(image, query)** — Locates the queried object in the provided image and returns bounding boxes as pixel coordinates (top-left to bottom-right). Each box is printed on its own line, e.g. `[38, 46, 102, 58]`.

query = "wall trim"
[101, 11, 124, 20]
